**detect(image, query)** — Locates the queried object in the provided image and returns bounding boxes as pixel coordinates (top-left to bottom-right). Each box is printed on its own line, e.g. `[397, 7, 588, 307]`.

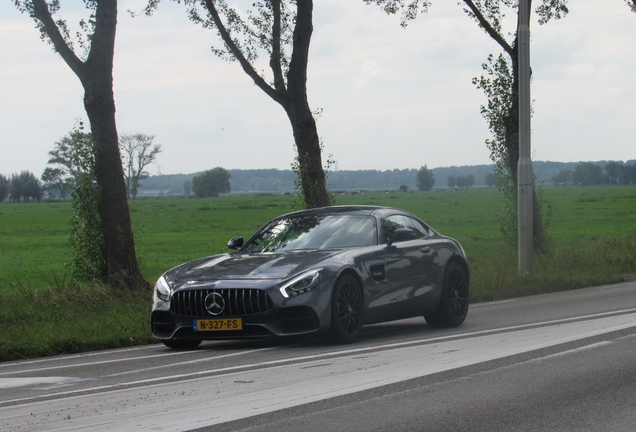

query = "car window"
[407, 217, 430, 238]
[243, 215, 377, 252]
[383, 215, 429, 243]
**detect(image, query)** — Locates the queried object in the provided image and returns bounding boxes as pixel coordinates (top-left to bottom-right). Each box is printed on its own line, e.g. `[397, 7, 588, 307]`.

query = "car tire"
[162, 339, 202, 350]
[424, 261, 469, 328]
[330, 274, 364, 343]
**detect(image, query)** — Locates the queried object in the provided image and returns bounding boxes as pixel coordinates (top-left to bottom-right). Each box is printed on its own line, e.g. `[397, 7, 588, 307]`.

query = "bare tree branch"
[269, 0, 286, 93]
[30, 0, 87, 81]
[286, 0, 312, 97]
[202, 0, 285, 105]
[462, 0, 514, 57]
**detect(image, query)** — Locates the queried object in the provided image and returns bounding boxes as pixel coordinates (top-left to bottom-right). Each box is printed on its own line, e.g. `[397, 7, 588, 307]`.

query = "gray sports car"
[151, 206, 469, 348]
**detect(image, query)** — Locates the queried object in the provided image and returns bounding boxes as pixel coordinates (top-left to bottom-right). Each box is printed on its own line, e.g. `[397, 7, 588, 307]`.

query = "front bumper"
[151, 305, 322, 340]
[151, 277, 333, 341]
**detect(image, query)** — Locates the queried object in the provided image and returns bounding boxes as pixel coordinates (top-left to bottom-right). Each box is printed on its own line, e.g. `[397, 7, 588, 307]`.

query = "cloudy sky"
[1, 1, 634, 177]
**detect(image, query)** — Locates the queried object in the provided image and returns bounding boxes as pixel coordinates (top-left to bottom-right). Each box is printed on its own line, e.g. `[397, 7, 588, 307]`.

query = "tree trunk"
[81, 1, 145, 289]
[283, 0, 329, 208]
[30, 0, 145, 289]
[84, 86, 144, 288]
[284, 102, 330, 208]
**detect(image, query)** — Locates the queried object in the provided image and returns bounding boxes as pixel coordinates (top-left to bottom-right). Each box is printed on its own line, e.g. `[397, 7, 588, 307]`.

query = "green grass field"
[1, 186, 635, 361]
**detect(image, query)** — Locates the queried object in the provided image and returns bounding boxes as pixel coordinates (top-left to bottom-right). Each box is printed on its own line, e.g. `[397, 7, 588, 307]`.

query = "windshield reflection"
[243, 215, 377, 252]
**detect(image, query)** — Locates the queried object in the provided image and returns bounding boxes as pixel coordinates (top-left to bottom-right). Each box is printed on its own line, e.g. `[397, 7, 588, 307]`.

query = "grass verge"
[0, 280, 155, 362]
[469, 234, 636, 301]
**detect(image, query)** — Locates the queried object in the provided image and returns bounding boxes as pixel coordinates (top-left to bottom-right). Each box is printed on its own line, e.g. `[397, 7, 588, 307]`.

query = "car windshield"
[242, 215, 377, 252]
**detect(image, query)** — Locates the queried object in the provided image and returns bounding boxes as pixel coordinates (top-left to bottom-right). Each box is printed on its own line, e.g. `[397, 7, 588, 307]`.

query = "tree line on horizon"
[128, 160, 636, 196]
[2, 159, 634, 202]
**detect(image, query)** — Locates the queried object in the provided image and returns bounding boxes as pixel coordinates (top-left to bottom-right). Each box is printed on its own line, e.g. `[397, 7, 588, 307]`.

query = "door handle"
[420, 246, 431, 254]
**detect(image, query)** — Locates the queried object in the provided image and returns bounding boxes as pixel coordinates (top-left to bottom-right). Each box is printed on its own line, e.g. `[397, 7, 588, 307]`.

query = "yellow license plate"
[193, 318, 243, 331]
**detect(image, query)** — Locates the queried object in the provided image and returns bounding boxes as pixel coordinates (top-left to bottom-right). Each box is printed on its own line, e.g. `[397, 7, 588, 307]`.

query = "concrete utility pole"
[518, 0, 533, 275]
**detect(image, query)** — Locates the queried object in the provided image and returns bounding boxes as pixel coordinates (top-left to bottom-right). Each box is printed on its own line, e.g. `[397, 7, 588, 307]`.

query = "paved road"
[1, 281, 635, 431]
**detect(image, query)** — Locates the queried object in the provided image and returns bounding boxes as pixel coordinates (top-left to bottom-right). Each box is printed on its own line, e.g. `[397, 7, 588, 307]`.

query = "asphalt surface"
[1, 281, 635, 431]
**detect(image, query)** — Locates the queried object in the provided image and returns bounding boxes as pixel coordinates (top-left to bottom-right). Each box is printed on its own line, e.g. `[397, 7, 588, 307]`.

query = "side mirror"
[227, 236, 244, 250]
[387, 228, 416, 247]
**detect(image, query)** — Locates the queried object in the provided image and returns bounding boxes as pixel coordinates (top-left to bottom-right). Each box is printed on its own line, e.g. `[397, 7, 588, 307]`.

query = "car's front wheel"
[330, 274, 363, 343]
[162, 339, 202, 350]
[424, 261, 469, 328]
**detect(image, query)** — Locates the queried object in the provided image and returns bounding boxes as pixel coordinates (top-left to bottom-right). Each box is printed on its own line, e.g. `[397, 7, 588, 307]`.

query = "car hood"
[172, 250, 341, 283]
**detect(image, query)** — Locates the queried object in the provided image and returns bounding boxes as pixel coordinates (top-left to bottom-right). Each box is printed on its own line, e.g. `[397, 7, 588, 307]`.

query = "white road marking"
[102, 347, 279, 378]
[0, 377, 80, 389]
[0, 345, 161, 369]
[0, 346, 277, 377]
[2, 311, 635, 432]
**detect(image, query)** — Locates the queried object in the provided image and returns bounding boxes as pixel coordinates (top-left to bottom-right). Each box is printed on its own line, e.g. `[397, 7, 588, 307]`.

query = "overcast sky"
[1, 1, 634, 177]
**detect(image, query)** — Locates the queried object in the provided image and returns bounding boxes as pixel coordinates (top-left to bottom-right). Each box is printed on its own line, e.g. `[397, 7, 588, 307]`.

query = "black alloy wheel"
[330, 274, 363, 343]
[424, 261, 469, 328]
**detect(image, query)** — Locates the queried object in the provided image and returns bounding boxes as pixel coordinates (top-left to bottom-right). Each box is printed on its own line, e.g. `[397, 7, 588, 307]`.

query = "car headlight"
[279, 268, 323, 298]
[154, 276, 172, 302]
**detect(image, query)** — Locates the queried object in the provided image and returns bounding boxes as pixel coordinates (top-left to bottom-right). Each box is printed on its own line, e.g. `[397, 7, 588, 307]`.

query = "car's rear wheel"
[330, 274, 363, 343]
[424, 261, 469, 328]
[162, 339, 202, 350]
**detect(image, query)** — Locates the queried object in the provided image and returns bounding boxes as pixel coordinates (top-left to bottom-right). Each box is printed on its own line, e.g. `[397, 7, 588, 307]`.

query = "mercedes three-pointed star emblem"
[204, 292, 225, 316]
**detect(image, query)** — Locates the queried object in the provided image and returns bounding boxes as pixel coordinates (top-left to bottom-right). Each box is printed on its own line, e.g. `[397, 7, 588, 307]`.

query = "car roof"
[281, 205, 407, 218]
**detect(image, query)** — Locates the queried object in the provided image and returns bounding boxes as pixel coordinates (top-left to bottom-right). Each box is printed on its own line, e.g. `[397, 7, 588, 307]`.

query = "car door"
[382, 214, 439, 307]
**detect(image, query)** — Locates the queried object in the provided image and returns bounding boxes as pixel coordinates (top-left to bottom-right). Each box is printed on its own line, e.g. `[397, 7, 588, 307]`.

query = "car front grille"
[170, 288, 274, 318]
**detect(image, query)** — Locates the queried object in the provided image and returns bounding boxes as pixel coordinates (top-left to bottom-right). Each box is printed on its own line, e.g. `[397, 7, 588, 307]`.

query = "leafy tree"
[8, 174, 21, 202]
[364, 0, 429, 26]
[456, 174, 475, 188]
[572, 162, 604, 186]
[552, 169, 572, 186]
[485, 172, 497, 188]
[47, 131, 91, 184]
[604, 161, 628, 185]
[67, 128, 106, 281]
[9, 174, 21, 202]
[25, 172, 43, 201]
[399, 184, 409, 192]
[0, 174, 9, 202]
[9, 171, 43, 202]
[15, 0, 144, 289]
[119, 133, 162, 200]
[192, 168, 231, 198]
[145, 0, 330, 209]
[626, 163, 636, 184]
[416, 165, 435, 191]
[183, 180, 192, 196]
[41, 167, 70, 200]
[447, 175, 456, 188]
[628, 0, 636, 13]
